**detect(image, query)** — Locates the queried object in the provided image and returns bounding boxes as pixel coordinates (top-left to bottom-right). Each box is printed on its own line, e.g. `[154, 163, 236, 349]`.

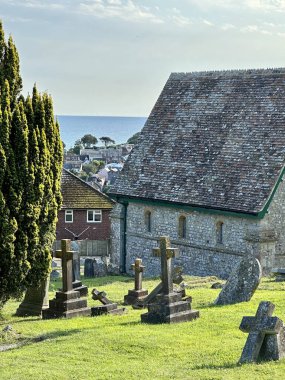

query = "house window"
[145, 210, 152, 232]
[178, 215, 187, 239]
[65, 210, 73, 223]
[216, 221, 224, 244]
[87, 209, 102, 223]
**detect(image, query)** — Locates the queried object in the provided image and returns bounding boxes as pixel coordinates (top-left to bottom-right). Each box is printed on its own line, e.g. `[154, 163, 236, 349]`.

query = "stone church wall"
[110, 179, 285, 278]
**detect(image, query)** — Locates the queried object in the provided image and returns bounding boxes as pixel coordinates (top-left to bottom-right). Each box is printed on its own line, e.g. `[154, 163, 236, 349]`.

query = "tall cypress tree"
[0, 22, 63, 307]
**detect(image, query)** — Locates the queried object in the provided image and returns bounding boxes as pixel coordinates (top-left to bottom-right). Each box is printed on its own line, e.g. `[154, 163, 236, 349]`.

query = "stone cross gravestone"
[42, 239, 90, 319]
[153, 237, 178, 294]
[239, 301, 285, 363]
[91, 288, 126, 316]
[141, 236, 199, 324]
[124, 258, 148, 305]
[215, 256, 262, 305]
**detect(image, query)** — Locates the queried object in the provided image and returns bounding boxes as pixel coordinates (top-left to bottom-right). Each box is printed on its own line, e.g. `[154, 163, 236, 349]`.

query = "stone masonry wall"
[262, 178, 285, 268]
[123, 202, 262, 279]
[110, 179, 285, 278]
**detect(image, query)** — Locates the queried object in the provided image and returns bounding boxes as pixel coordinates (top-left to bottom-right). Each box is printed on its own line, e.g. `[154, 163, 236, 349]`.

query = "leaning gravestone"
[15, 277, 50, 317]
[239, 301, 285, 363]
[124, 258, 148, 305]
[42, 239, 91, 319]
[215, 256, 261, 305]
[141, 236, 199, 324]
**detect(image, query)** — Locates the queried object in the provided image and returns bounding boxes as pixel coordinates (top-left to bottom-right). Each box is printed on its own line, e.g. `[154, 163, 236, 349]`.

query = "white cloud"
[203, 19, 214, 26]
[221, 23, 236, 30]
[2, 0, 66, 10]
[244, 0, 285, 11]
[169, 7, 192, 27]
[78, 0, 164, 24]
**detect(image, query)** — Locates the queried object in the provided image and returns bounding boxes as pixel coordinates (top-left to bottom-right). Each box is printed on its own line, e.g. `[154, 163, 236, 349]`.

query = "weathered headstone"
[71, 242, 88, 297]
[71, 241, 80, 282]
[15, 277, 50, 317]
[239, 301, 285, 363]
[215, 256, 261, 305]
[42, 239, 91, 319]
[141, 236, 199, 324]
[84, 258, 95, 277]
[124, 258, 148, 305]
[91, 288, 126, 316]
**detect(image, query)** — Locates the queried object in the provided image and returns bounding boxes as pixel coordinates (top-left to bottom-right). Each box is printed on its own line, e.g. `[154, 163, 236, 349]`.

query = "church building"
[109, 68, 285, 278]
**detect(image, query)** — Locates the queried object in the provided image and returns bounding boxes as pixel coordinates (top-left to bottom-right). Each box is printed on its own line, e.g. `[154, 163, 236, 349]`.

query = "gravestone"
[124, 258, 148, 305]
[215, 256, 261, 305]
[71, 241, 88, 297]
[15, 277, 50, 317]
[84, 258, 95, 277]
[42, 239, 91, 319]
[71, 240, 80, 282]
[141, 236, 199, 324]
[91, 288, 126, 316]
[239, 301, 285, 363]
[132, 265, 186, 309]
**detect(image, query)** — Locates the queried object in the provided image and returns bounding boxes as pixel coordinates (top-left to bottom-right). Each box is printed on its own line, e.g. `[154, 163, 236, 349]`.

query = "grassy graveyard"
[1, 275, 285, 380]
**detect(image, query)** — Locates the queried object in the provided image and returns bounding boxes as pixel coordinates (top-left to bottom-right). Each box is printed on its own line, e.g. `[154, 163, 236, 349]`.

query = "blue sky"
[1, 0, 285, 116]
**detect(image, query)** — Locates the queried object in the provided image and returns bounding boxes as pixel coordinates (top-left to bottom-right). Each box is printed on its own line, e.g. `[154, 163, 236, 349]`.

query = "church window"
[145, 210, 152, 232]
[216, 221, 224, 244]
[178, 215, 187, 239]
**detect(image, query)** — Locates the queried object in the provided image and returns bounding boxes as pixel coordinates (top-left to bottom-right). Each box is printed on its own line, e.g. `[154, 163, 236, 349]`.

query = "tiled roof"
[61, 169, 115, 209]
[110, 68, 285, 215]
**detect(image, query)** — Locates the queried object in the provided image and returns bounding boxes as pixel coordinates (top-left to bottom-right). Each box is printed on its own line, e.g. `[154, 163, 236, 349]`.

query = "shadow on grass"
[0, 328, 83, 353]
[116, 320, 142, 327]
[192, 362, 238, 370]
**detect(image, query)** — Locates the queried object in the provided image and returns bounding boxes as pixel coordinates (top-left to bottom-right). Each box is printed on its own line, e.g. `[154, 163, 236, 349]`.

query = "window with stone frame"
[216, 221, 224, 244]
[65, 209, 73, 223]
[178, 215, 187, 239]
[144, 210, 152, 232]
[87, 209, 102, 223]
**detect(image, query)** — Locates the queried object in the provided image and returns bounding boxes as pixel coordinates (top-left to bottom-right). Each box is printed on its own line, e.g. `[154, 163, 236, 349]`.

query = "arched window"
[178, 215, 187, 239]
[216, 221, 224, 245]
[145, 210, 152, 232]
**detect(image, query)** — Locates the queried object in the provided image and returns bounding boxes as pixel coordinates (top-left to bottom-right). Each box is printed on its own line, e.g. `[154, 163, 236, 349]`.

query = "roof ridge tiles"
[170, 67, 285, 80]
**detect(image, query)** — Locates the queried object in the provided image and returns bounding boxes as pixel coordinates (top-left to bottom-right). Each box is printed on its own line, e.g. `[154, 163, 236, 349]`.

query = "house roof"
[61, 169, 115, 209]
[110, 68, 285, 216]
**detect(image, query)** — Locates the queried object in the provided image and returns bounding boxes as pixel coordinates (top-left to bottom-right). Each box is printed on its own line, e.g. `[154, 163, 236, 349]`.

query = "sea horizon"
[57, 115, 147, 149]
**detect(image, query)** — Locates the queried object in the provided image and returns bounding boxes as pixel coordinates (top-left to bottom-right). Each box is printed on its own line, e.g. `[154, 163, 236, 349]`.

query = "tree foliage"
[127, 131, 140, 144]
[0, 21, 63, 307]
[100, 136, 115, 147]
[80, 134, 98, 148]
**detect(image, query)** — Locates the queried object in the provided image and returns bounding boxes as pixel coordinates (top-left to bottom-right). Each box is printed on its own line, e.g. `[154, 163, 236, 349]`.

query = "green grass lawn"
[1, 275, 285, 380]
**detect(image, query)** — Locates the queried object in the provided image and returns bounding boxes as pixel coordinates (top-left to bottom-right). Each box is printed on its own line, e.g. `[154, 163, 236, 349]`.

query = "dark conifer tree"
[0, 21, 63, 306]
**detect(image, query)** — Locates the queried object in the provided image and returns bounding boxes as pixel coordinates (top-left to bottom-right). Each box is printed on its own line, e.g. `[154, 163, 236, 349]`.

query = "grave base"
[91, 303, 127, 316]
[42, 290, 91, 319]
[141, 292, 199, 324]
[123, 289, 148, 305]
[73, 280, 88, 297]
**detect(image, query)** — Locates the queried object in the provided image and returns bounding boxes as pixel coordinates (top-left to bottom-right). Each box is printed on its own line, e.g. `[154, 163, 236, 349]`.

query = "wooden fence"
[54, 239, 110, 257]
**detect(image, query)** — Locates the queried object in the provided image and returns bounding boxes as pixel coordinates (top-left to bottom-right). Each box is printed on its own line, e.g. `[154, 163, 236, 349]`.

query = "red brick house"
[56, 169, 115, 254]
